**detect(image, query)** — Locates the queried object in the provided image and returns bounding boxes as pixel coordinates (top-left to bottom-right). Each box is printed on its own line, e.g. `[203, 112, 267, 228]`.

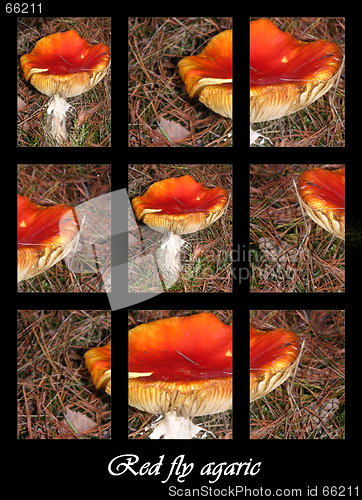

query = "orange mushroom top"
[20, 29, 111, 98]
[129, 313, 232, 417]
[84, 341, 111, 395]
[297, 167, 345, 239]
[250, 19, 342, 123]
[178, 30, 232, 118]
[250, 326, 300, 402]
[132, 175, 228, 235]
[17, 194, 79, 282]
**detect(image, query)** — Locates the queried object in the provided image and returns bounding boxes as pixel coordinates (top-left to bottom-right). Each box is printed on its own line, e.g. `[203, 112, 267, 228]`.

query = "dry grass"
[128, 17, 232, 147]
[128, 310, 233, 439]
[17, 17, 111, 147]
[17, 310, 111, 439]
[128, 165, 233, 293]
[250, 17, 345, 147]
[18, 164, 111, 292]
[250, 310, 345, 439]
[250, 164, 345, 292]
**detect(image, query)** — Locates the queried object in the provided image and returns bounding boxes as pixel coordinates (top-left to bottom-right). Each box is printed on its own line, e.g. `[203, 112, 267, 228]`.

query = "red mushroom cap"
[297, 167, 345, 239]
[178, 30, 232, 118]
[250, 19, 342, 123]
[84, 341, 111, 395]
[20, 29, 111, 98]
[132, 175, 228, 235]
[129, 313, 232, 417]
[250, 326, 300, 402]
[18, 194, 79, 282]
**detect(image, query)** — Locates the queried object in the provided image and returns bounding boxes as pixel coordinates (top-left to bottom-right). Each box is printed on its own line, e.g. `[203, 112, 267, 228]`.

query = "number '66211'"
[6, 3, 41, 14]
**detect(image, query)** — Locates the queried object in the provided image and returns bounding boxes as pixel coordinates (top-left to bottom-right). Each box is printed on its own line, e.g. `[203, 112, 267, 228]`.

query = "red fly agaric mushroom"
[85, 341, 111, 395]
[250, 19, 342, 137]
[17, 194, 80, 282]
[296, 167, 345, 239]
[250, 326, 300, 402]
[129, 312, 232, 439]
[132, 175, 228, 279]
[20, 29, 111, 141]
[178, 30, 232, 118]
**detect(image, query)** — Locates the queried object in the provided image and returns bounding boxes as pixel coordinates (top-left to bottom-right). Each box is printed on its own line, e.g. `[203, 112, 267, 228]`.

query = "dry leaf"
[64, 408, 96, 432]
[159, 117, 190, 141]
[163, 59, 175, 69]
[76, 108, 93, 127]
[18, 97, 26, 112]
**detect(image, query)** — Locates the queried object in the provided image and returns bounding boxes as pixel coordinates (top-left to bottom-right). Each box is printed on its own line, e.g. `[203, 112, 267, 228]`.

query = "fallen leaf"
[64, 408, 97, 432]
[163, 59, 175, 69]
[76, 108, 93, 127]
[18, 97, 26, 112]
[159, 117, 190, 141]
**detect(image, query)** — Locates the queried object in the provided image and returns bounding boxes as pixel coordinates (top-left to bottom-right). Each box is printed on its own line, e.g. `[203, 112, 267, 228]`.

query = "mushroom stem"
[250, 126, 273, 146]
[155, 232, 188, 284]
[46, 94, 72, 141]
[149, 411, 207, 440]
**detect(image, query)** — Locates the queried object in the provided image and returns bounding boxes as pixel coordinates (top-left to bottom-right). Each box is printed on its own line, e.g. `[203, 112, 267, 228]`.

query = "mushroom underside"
[296, 168, 345, 239]
[198, 82, 232, 119]
[298, 197, 345, 239]
[250, 73, 340, 124]
[18, 240, 77, 282]
[249, 72, 340, 145]
[129, 377, 232, 439]
[250, 362, 298, 402]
